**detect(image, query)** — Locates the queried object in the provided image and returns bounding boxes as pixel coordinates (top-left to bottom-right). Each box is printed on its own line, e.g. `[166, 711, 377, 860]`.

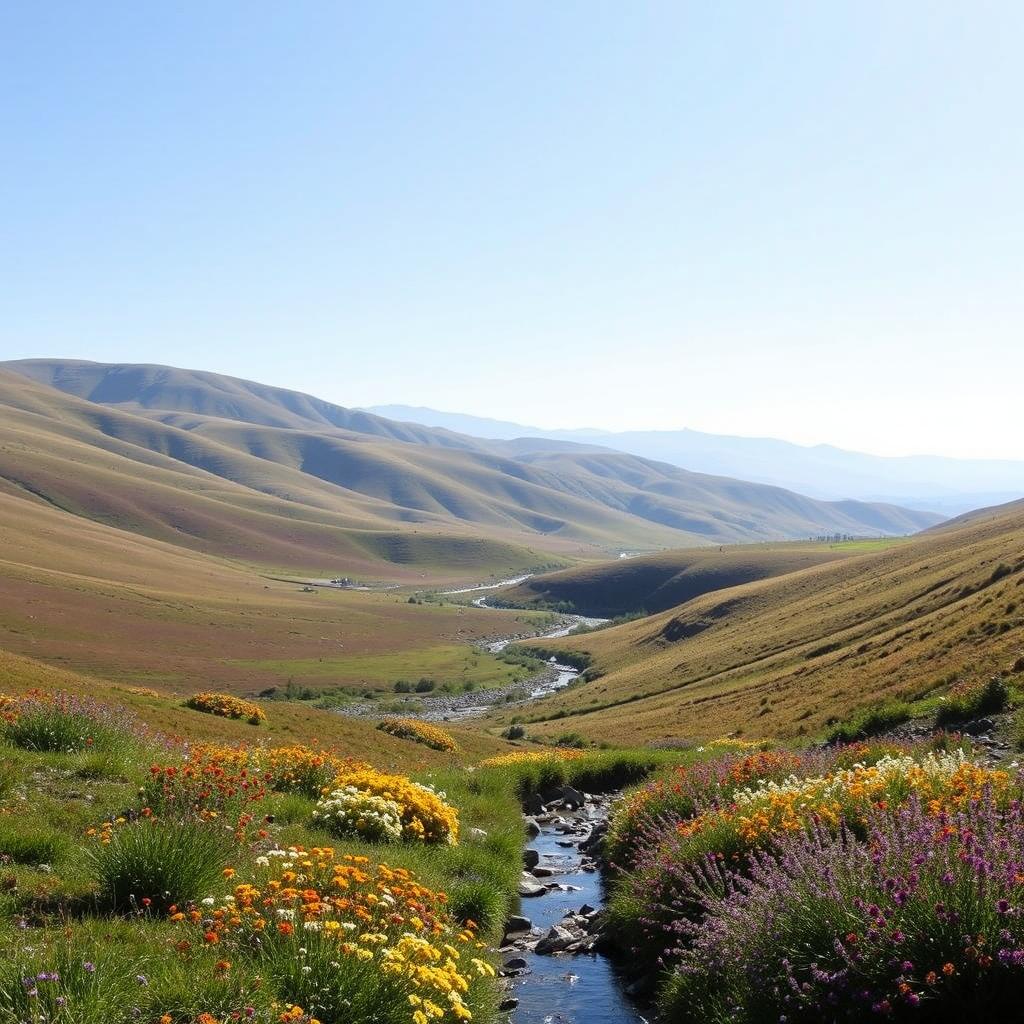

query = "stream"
[502, 790, 648, 1024]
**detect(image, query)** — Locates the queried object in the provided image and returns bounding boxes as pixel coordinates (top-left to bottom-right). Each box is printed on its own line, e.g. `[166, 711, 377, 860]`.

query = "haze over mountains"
[368, 405, 1024, 516]
[0, 360, 941, 580]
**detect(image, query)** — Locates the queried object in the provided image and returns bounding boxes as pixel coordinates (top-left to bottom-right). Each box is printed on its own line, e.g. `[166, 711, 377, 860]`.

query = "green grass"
[825, 700, 913, 744]
[230, 643, 538, 692]
[88, 818, 233, 914]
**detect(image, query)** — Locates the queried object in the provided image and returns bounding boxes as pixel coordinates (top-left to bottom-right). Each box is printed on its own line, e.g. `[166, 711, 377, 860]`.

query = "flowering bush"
[255, 745, 368, 799]
[378, 719, 459, 753]
[124, 686, 162, 698]
[143, 745, 269, 832]
[0, 692, 17, 725]
[0, 690, 152, 753]
[663, 793, 1024, 1021]
[186, 693, 266, 725]
[609, 746, 1015, 993]
[312, 786, 404, 843]
[606, 749, 814, 868]
[181, 846, 492, 1023]
[138, 745, 457, 845]
[331, 768, 459, 845]
[476, 750, 585, 769]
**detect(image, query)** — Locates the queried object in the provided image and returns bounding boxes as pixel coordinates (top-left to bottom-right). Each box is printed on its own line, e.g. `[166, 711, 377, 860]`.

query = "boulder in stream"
[534, 925, 576, 955]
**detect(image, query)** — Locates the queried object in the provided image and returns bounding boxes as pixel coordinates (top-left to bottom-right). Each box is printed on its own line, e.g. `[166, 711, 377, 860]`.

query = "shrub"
[663, 794, 1024, 1022]
[331, 767, 459, 844]
[936, 676, 1010, 725]
[377, 718, 459, 752]
[825, 699, 912, 744]
[88, 819, 232, 913]
[414, 678, 436, 693]
[555, 731, 589, 749]
[311, 785, 404, 842]
[1, 691, 144, 754]
[609, 748, 1005, 968]
[501, 724, 526, 740]
[257, 745, 367, 799]
[185, 692, 266, 724]
[182, 846, 492, 1024]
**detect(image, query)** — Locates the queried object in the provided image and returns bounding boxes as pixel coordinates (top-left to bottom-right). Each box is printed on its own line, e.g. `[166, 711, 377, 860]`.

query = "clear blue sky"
[2, 3, 1022, 458]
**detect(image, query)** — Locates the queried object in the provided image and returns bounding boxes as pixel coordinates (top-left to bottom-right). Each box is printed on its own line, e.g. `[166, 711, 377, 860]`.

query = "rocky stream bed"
[496, 786, 648, 1024]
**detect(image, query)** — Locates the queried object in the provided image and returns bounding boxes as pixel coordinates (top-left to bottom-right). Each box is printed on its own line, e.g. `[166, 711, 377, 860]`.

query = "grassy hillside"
[493, 500, 1024, 744]
[4, 361, 944, 554]
[0, 647, 513, 768]
[0, 476, 559, 695]
[501, 542, 862, 617]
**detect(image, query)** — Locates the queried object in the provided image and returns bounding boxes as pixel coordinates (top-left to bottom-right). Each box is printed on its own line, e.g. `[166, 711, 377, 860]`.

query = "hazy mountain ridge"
[367, 404, 1024, 514]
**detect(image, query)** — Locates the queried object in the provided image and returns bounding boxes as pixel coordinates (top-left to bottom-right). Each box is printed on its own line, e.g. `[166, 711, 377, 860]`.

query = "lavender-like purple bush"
[661, 794, 1024, 1022]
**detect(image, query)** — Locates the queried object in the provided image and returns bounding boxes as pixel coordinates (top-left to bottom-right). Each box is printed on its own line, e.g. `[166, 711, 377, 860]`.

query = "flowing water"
[507, 800, 648, 1024]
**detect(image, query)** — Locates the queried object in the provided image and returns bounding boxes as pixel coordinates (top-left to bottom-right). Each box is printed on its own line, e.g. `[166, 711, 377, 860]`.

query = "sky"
[1, 2, 1022, 459]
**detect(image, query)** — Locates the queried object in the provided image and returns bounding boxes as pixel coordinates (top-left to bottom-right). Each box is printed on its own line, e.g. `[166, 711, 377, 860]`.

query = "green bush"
[4, 700, 131, 755]
[88, 819, 231, 913]
[825, 700, 912, 744]
[936, 676, 1009, 726]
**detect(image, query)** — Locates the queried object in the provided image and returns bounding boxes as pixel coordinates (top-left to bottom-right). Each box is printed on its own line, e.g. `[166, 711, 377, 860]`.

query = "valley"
[1, 360, 1022, 1024]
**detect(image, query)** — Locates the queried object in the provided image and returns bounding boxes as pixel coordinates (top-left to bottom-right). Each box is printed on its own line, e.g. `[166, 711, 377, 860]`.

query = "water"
[441, 573, 535, 595]
[508, 805, 649, 1024]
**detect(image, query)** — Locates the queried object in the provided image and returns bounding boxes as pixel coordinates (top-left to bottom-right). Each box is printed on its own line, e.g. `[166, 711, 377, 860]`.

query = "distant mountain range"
[367, 405, 1024, 515]
[0, 360, 940, 582]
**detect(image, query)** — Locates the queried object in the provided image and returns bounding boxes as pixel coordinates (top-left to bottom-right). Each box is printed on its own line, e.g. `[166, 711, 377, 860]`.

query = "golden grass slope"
[498, 500, 1024, 745]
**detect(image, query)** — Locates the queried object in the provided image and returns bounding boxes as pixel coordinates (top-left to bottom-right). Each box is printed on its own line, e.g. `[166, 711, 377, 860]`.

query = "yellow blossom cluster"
[477, 749, 585, 769]
[331, 767, 459, 845]
[182, 846, 490, 1023]
[378, 718, 460, 753]
[186, 692, 266, 724]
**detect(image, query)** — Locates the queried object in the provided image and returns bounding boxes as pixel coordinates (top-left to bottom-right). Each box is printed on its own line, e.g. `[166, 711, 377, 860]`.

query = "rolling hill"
[2, 360, 942, 576]
[494, 498, 1024, 745]
[499, 542, 860, 618]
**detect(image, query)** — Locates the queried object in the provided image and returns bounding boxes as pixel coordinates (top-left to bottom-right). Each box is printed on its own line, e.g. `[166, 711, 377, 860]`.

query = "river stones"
[530, 865, 559, 878]
[524, 817, 541, 837]
[518, 876, 547, 897]
[523, 848, 540, 869]
[524, 793, 545, 815]
[504, 915, 532, 935]
[534, 925, 576, 954]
